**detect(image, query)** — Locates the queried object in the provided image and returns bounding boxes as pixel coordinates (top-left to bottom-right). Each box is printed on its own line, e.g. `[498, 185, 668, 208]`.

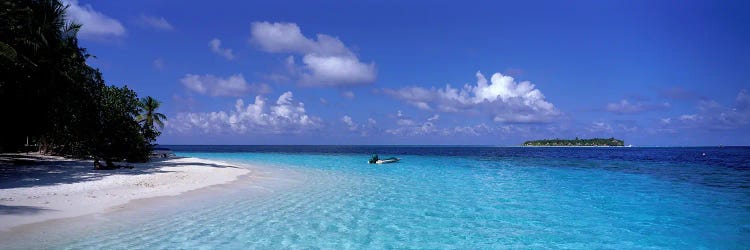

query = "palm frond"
[0, 41, 17, 62]
[154, 119, 164, 129]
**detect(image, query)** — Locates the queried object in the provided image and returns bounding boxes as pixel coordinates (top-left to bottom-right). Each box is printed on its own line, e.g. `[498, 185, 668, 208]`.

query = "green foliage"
[97, 86, 150, 162]
[137, 96, 167, 144]
[0, 0, 162, 162]
[523, 137, 625, 147]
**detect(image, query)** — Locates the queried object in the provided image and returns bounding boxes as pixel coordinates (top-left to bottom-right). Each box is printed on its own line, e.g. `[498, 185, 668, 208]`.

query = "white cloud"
[383, 71, 559, 123]
[606, 100, 644, 114]
[396, 119, 415, 126]
[448, 123, 494, 136]
[180, 74, 270, 97]
[341, 115, 358, 131]
[381, 87, 434, 110]
[737, 89, 750, 110]
[679, 114, 697, 121]
[168, 92, 321, 134]
[587, 122, 614, 134]
[285, 56, 297, 73]
[386, 121, 435, 136]
[250, 21, 376, 86]
[394, 110, 415, 126]
[337, 115, 380, 136]
[63, 0, 125, 38]
[299, 54, 376, 86]
[385, 110, 500, 137]
[209, 38, 235, 60]
[618, 123, 639, 133]
[385, 118, 502, 137]
[664, 90, 750, 130]
[250, 22, 350, 55]
[138, 14, 173, 30]
[605, 99, 670, 114]
[152, 58, 164, 70]
[341, 90, 355, 99]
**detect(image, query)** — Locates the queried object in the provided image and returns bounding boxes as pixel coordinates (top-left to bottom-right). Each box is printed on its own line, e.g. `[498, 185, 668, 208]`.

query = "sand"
[0, 154, 250, 231]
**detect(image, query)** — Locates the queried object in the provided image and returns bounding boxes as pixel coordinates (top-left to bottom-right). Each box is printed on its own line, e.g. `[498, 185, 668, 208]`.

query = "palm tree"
[136, 96, 166, 142]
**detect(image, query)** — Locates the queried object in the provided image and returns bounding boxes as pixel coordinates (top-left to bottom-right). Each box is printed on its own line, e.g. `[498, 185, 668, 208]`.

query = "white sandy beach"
[0, 154, 250, 231]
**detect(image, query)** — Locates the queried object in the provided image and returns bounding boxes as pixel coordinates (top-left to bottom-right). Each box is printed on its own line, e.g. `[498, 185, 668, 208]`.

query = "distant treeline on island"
[523, 137, 625, 146]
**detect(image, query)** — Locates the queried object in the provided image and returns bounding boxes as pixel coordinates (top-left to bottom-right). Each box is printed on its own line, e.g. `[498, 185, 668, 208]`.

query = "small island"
[523, 137, 625, 147]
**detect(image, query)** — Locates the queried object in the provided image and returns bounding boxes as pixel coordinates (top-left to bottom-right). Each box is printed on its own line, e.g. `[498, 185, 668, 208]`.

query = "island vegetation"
[0, 0, 165, 166]
[523, 137, 625, 147]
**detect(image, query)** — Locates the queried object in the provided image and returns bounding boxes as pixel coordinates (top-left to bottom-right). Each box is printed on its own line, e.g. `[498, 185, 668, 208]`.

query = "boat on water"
[368, 154, 400, 164]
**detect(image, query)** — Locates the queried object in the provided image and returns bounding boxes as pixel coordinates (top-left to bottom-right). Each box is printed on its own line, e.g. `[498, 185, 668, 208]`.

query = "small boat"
[368, 154, 400, 164]
[375, 158, 400, 164]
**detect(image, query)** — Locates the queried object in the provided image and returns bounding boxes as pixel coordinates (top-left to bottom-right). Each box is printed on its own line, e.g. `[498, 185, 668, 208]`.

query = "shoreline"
[0, 154, 251, 232]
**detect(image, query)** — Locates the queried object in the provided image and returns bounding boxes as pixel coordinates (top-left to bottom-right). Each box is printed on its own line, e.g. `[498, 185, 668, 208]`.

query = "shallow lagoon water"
[23, 146, 750, 248]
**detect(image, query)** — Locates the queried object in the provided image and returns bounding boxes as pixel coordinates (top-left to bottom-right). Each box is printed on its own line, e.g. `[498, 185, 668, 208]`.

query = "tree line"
[523, 137, 625, 147]
[0, 0, 165, 165]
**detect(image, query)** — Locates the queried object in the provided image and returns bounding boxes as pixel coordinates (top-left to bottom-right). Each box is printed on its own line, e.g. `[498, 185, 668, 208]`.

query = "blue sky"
[66, 0, 750, 145]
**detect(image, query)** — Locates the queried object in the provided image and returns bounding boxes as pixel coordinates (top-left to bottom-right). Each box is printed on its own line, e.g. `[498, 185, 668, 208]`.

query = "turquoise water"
[35, 147, 750, 248]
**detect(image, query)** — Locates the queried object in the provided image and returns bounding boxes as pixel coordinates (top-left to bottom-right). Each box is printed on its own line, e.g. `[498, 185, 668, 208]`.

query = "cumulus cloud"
[341, 115, 358, 131]
[383, 71, 559, 123]
[180, 74, 271, 97]
[209, 38, 235, 60]
[137, 14, 173, 30]
[63, 0, 125, 38]
[168, 92, 320, 134]
[250, 21, 376, 86]
[605, 99, 670, 114]
[337, 115, 380, 136]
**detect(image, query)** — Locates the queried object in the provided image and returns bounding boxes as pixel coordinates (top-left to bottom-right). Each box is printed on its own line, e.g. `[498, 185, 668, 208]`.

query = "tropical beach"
[2, 0, 750, 249]
[0, 154, 249, 232]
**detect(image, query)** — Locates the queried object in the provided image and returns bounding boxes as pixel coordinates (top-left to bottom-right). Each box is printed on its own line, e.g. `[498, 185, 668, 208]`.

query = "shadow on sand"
[0, 154, 238, 189]
[0, 205, 54, 215]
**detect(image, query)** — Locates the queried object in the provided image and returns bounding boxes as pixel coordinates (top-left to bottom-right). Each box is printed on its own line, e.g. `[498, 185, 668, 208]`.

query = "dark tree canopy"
[0, 0, 164, 162]
[523, 138, 625, 147]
